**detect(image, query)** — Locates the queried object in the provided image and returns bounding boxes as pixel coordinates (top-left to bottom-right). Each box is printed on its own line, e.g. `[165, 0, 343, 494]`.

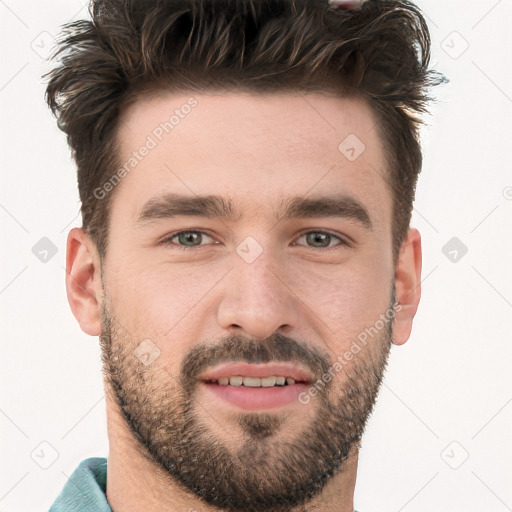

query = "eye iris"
[306, 232, 331, 248]
[178, 232, 202, 246]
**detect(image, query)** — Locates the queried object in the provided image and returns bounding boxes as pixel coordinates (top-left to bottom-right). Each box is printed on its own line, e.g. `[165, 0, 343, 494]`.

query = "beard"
[99, 296, 393, 512]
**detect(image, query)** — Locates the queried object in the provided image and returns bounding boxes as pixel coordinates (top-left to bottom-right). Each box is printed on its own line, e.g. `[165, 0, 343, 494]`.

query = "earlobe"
[65, 227, 103, 336]
[392, 228, 422, 346]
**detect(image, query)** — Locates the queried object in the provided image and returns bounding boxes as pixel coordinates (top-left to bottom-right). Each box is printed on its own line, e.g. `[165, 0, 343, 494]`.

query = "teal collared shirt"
[49, 457, 112, 512]
[49, 457, 359, 512]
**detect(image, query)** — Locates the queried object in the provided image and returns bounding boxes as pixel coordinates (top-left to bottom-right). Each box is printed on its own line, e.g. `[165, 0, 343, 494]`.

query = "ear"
[65, 227, 103, 336]
[392, 227, 422, 346]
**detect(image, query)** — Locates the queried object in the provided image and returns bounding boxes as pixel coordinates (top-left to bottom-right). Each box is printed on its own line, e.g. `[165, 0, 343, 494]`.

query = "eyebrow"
[136, 192, 372, 229]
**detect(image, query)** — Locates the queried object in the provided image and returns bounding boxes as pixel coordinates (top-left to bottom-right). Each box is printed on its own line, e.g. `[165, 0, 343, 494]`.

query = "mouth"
[198, 362, 314, 410]
[202, 375, 305, 387]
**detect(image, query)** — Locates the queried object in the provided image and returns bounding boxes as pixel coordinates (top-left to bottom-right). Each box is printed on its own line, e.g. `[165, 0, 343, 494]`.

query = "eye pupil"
[306, 232, 331, 248]
[179, 232, 202, 246]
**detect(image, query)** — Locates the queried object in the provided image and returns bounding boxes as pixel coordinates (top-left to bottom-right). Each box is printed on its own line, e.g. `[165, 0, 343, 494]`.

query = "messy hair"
[45, 0, 445, 263]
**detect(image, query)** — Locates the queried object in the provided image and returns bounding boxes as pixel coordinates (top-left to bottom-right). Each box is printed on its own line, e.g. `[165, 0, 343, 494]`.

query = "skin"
[65, 91, 422, 512]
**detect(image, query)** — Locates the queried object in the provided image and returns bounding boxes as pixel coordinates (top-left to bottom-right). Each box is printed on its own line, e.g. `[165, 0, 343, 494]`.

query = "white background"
[1, 1, 511, 511]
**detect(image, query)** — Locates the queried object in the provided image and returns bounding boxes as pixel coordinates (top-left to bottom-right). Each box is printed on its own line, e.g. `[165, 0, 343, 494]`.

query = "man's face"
[100, 91, 395, 510]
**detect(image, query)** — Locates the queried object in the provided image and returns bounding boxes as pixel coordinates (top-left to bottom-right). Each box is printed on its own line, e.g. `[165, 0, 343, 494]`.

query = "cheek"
[107, 260, 225, 339]
[287, 253, 392, 340]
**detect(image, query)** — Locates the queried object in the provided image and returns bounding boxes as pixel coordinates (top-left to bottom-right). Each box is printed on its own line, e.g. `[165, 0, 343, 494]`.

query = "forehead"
[112, 90, 391, 225]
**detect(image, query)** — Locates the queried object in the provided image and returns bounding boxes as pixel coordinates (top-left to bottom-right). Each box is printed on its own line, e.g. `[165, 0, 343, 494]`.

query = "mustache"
[179, 332, 333, 391]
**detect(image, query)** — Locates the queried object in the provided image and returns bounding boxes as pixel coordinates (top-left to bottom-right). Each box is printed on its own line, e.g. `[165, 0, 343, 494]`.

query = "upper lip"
[198, 362, 314, 383]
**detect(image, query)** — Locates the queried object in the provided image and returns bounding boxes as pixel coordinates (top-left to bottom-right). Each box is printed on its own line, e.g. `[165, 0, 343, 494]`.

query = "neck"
[104, 391, 358, 512]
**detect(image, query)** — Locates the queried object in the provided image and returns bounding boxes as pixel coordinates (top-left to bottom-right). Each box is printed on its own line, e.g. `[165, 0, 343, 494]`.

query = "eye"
[159, 230, 351, 251]
[294, 231, 351, 250]
[159, 230, 217, 249]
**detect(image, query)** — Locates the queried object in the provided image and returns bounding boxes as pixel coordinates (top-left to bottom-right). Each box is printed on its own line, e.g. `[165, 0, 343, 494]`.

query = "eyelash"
[159, 229, 352, 251]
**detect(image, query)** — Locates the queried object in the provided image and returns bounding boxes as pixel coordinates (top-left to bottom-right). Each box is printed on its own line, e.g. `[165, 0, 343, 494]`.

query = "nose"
[217, 251, 301, 340]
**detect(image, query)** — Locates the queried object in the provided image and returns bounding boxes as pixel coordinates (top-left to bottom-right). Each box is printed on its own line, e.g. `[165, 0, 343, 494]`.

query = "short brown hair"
[45, 0, 446, 263]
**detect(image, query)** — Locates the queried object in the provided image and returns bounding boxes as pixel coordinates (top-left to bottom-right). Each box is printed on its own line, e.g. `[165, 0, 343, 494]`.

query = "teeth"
[229, 376, 243, 386]
[243, 376, 261, 387]
[214, 375, 299, 387]
[261, 376, 276, 387]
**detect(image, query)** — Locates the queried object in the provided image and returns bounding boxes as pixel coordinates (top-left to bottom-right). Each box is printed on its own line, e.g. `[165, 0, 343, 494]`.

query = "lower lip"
[200, 382, 310, 410]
